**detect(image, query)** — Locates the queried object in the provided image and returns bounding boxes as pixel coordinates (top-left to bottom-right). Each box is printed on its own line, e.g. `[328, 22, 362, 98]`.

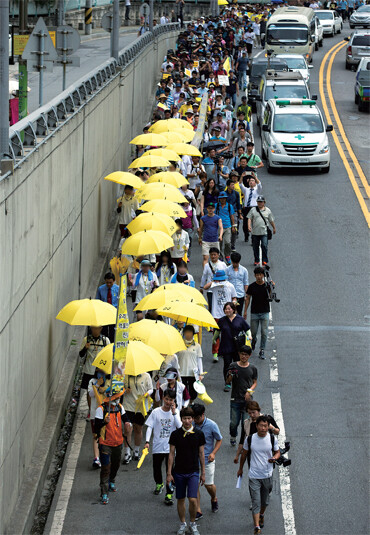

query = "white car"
[315, 10, 343, 37]
[261, 98, 333, 173]
[350, 5, 370, 29]
[275, 54, 314, 86]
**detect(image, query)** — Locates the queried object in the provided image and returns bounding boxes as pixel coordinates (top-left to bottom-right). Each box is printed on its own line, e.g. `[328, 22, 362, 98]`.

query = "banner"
[218, 74, 229, 86]
[191, 93, 208, 149]
[114, 275, 129, 362]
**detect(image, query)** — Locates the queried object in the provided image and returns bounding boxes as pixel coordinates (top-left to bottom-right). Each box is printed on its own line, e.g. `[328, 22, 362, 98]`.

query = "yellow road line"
[319, 41, 370, 228]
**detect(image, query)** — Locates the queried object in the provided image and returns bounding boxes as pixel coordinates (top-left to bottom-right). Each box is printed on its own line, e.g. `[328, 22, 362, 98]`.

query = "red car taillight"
[347, 45, 352, 55]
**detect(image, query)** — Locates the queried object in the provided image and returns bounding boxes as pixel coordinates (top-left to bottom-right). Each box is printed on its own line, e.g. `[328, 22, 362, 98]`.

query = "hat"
[213, 270, 227, 281]
[159, 93, 166, 99]
[141, 259, 151, 266]
[241, 95, 247, 100]
[217, 111, 223, 116]
[257, 195, 265, 202]
[186, 109, 194, 115]
[207, 202, 216, 208]
[165, 367, 178, 380]
[176, 82, 182, 87]
[214, 125, 221, 131]
[218, 191, 227, 198]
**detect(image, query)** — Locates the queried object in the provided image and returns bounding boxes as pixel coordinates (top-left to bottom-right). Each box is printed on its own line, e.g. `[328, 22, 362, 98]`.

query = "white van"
[261, 99, 333, 173]
[266, 6, 316, 62]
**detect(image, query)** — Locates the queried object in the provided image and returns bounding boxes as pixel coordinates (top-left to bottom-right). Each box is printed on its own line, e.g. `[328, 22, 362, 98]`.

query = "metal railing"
[6, 22, 179, 171]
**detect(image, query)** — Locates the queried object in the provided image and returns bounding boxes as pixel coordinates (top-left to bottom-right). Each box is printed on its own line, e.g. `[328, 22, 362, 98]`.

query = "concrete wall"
[0, 28, 178, 534]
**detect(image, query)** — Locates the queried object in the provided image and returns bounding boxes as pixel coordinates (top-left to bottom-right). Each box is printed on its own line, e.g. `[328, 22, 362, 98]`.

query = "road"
[43, 24, 369, 535]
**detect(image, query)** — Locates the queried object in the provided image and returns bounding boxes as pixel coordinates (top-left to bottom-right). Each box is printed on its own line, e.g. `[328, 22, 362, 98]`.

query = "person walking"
[247, 196, 276, 266]
[225, 345, 258, 446]
[155, 368, 191, 410]
[240, 175, 262, 243]
[226, 252, 249, 316]
[155, 251, 177, 285]
[235, 51, 249, 90]
[171, 219, 190, 266]
[237, 415, 280, 534]
[193, 404, 223, 517]
[225, 180, 242, 251]
[198, 203, 223, 266]
[200, 247, 227, 311]
[176, 325, 203, 402]
[132, 259, 159, 321]
[96, 272, 120, 341]
[167, 407, 206, 535]
[117, 185, 139, 237]
[244, 266, 271, 360]
[215, 191, 236, 265]
[144, 389, 182, 505]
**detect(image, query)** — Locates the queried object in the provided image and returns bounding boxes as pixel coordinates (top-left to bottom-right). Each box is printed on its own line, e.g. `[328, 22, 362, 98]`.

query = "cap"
[176, 82, 182, 87]
[186, 109, 194, 115]
[213, 270, 227, 281]
[214, 125, 221, 131]
[241, 95, 247, 100]
[165, 370, 178, 380]
[217, 111, 223, 116]
[140, 259, 151, 266]
[218, 191, 228, 198]
[207, 202, 216, 208]
[257, 195, 265, 202]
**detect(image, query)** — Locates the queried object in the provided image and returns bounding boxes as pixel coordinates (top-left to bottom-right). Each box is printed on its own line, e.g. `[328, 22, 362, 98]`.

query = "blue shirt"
[201, 214, 221, 242]
[226, 265, 249, 298]
[215, 202, 234, 229]
[195, 417, 222, 462]
[96, 283, 120, 308]
[338, 0, 347, 7]
[218, 165, 230, 189]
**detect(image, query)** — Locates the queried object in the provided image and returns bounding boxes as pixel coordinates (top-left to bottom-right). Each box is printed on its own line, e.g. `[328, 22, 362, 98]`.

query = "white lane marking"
[254, 50, 264, 58]
[48, 410, 87, 535]
[272, 392, 297, 535]
[270, 349, 278, 382]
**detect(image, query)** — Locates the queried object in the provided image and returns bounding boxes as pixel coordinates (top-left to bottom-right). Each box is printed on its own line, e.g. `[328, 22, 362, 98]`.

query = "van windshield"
[273, 113, 324, 133]
[315, 12, 333, 20]
[267, 24, 308, 44]
[250, 61, 288, 78]
[265, 85, 308, 101]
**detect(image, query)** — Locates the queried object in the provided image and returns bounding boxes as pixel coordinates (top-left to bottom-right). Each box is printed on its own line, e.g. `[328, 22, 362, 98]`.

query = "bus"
[266, 7, 316, 62]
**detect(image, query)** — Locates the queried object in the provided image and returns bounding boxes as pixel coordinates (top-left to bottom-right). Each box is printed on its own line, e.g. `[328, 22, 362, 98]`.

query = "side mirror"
[312, 95, 318, 100]
[262, 124, 270, 132]
[311, 35, 315, 43]
[255, 95, 262, 101]
[326, 125, 333, 132]
[308, 65, 314, 69]
[344, 36, 350, 41]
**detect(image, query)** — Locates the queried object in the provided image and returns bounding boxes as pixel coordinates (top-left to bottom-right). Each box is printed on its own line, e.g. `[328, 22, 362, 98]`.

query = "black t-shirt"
[169, 428, 206, 474]
[246, 282, 270, 313]
[228, 363, 258, 401]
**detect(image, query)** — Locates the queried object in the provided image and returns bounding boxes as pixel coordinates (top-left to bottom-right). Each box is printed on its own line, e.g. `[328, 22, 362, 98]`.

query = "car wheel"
[315, 42, 319, 51]
[321, 165, 330, 174]
[345, 60, 351, 70]
[266, 159, 275, 174]
[358, 100, 364, 112]
[319, 39, 323, 47]
[261, 146, 267, 160]
[350, 24, 355, 29]
[331, 28, 335, 37]
[337, 26, 341, 34]
[355, 93, 359, 104]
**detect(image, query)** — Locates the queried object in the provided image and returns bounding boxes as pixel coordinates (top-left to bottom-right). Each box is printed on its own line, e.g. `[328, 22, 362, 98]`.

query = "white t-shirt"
[244, 433, 279, 479]
[123, 373, 153, 412]
[176, 342, 203, 376]
[209, 280, 237, 319]
[145, 407, 182, 453]
[134, 272, 159, 304]
[245, 31, 255, 45]
[171, 229, 190, 259]
[117, 196, 139, 225]
[186, 163, 205, 190]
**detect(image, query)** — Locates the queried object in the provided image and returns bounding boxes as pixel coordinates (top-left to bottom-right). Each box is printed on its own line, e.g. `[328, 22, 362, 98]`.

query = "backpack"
[215, 201, 231, 217]
[246, 431, 276, 468]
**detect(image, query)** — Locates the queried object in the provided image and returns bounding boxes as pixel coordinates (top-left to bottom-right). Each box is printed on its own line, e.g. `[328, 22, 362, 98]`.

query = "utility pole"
[149, 0, 153, 31]
[18, 0, 28, 122]
[85, 0, 92, 35]
[112, 0, 119, 60]
[56, 0, 65, 26]
[0, 0, 10, 160]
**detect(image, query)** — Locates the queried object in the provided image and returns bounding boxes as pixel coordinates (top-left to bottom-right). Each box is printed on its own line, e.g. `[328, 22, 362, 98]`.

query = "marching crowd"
[78, 6, 284, 535]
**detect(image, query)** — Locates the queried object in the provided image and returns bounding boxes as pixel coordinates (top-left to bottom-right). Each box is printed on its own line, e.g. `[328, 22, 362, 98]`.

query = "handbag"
[256, 207, 272, 240]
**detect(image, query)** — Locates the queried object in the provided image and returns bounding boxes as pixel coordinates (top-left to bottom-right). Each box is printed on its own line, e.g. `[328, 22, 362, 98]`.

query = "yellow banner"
[114, 275, 129, 362]
[191, 93, 208, 149]
[14, 31, 56, 55]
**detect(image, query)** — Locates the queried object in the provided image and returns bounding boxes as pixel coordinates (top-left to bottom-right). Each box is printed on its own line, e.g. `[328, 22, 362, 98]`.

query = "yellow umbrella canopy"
[92, 342, 164, 376]
[134, 284, 208, 311]
[161, 131, 188, 144]
[218, 0, 228, 5]
[172, 129, 196, 142]
[136, 183, 186, 203]
[166, 143, 202, 157]
[148, 171, 188, 188]
[121, 230, 173, 256]
[126, 212, 177, 236]
[129, 133, 167, 146]
[144, 148, 181, 161]
[104, 171, 143, 189]
[129, 320, 186, 354]
[167, 118, 194, 131]
[141, 199, 186, 218]
[149, 119, 194, 133]
[157, 302, 218, 329]
[56, 299, 117, 326]
[129, 155, 171, 169]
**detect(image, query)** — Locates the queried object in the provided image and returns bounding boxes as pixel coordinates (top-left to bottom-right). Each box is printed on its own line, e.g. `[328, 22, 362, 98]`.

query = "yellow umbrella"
[166, 143, 202, 157]
[144, 148, 181, 161]
[141, 199, 186, 218]
[148, 171, 188, 188]
[136, 183, 186, 203]
[91, 341, 164, 376]
[56, 299, 117, 326]
[218, 0, 228, 5]
[121, 230, 173, 256]
[129, 320, 186, 353]
[161, 131, 188, 143]
[126, 212, 177, 236]
[167, 118, 194, 131]
[172, 129, 196, 143]
[135, 284, 207, 311]
[149, 119, 193, 133]
[157, 302, 218, 329]
[129, 133, 167, 146]
[92, 345, 115, 375]
[129, 155, 171, 169]
[104, 171, 143, 189]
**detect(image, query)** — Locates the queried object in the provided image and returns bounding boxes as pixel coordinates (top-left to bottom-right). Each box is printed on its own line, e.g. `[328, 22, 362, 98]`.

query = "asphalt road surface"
[43, 24, 369, 535]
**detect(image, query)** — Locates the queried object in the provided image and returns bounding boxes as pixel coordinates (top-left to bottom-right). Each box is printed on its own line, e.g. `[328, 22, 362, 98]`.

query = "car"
[275, 54, 313, 86]
[314, 16, 324, 50]
[354, 57, 370, 111]
[247, 56, 288, 110]
[260, 98, 333, 173]
[255, 70, 312, 127]
[350, 5, 370, 29]
[345, 31, 370, 69]
[315, 10, 343, 37]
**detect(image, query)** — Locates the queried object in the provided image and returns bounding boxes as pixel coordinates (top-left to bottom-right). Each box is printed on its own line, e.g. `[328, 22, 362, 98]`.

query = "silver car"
[350, 5, 370, 29]
[345, 31, 370, 69]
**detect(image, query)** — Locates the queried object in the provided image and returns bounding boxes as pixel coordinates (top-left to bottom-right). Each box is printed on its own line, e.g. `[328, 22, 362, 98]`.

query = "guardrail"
[6, 23, 179, 172]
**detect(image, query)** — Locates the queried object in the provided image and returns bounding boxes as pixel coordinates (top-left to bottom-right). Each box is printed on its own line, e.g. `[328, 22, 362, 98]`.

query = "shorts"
[202, 241, 219, 256]
[246, 42, 253, 54]
[125, 411, 145, 426]
[81, 372, 95, 390]
[204, 460, 215, 485]
[173, 471, 200, 499]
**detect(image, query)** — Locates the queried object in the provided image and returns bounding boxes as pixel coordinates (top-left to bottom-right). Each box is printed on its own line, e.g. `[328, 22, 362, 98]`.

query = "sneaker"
[164, 493, 174, 505]
[154, 483, 164, 495]
[254, 262, 260, 266]
[108, 482, 117, 492]
[259, 514, 264, 528]
[259, 350, 265, 360]
[213, 353, 218, 362]
[122, 452, 131, 465]
[230, 438, 236, 446]
[223, 384, 231, 392]
[195, 512, 203, 520]
[92, 457, 101, 469]
[190, 524, 200, 535]
[177, 523, 187, 535]
[254, 528, 261, 535]
[101, 493, 109, 505]
[85, 412, 90, 422]
[133, 451, 140, 461]
[211, 499, 219, 513]
[262, 261, 268, 266]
